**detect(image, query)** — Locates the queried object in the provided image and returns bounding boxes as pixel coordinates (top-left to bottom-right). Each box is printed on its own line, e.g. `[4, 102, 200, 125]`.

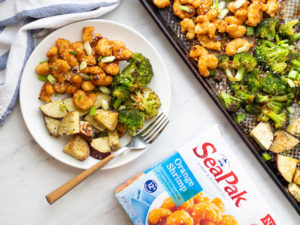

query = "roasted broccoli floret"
[263, 109, 287, 128]
[232, 53, 257, 81]
[118, 109, 145, 136]
[235, 90, 255, 103]
[256, 93, 289, 103]
[255, 39, 290, 74]
[244, 70, 262, 92]
[219, 91, 241, 112]
[131, 87, 161, 120]
[267, 101, 285, 113]
[245, 104, 262, 114]
[113, 53, 154, 91]
[217, 54, 235, 81]
[257, 18, 279, 41]
[236, 113, 246, 123]
[278, 19, 300, 43]
[261, 73, 288, 95]
[111, 85, 130, 109]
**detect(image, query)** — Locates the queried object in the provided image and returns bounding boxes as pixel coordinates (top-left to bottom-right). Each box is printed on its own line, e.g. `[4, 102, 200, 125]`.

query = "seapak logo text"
[193, 142, 248, 207]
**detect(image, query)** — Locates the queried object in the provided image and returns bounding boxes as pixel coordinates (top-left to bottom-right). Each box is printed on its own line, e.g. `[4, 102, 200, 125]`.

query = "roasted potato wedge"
[270, 130, 299, 153]
[44, 116, 60, 136]
[94, 92, 111, 108]
[287, 116, 300, 137]
[288, 183, 300, 202]
[93, 109, 118, 131]
[250, 122, 273, 150]
[91, 137, 111, 153]
[63, 135, 90, 161]
[79, 121, 93, 142]
[293, 169, 300, 185]
[57, 111, 80, 135]
[108, 130, 121, 151]
[277, 154, 299, 182]
[40, 99, 68, 118]
[84, 114, 105, 131]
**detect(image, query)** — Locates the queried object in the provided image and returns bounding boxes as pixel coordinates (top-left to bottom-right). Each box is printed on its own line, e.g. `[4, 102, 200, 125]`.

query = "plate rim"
[19, 19, 171, 170]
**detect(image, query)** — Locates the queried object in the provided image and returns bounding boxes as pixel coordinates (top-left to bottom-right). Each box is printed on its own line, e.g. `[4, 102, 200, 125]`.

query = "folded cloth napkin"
[0, 0, 120, 126]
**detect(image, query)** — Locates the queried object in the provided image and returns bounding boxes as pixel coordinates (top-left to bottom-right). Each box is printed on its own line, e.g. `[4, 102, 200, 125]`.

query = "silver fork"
[46, 112, 169, 204]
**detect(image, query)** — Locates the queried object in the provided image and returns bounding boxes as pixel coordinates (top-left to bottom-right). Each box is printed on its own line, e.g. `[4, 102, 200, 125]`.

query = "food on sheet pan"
[35, 26, 161, 161]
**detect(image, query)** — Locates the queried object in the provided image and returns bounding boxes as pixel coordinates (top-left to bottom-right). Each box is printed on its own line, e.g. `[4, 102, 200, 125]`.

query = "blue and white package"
[115, 125, 281, 225]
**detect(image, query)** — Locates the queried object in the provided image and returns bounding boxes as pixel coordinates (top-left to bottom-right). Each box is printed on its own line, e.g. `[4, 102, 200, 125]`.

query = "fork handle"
[46, 154, 114, 204]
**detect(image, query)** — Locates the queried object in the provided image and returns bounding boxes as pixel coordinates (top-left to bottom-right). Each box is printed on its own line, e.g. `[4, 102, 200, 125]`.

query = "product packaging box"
[115, 125, 280, 225]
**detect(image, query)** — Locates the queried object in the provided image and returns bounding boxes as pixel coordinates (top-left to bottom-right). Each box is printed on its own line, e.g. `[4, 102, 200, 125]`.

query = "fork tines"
[139, 112, 169, 144]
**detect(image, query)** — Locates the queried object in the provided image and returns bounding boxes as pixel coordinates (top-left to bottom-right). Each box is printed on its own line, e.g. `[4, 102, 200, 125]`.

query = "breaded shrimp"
[153, 0, 170, 8]
[225, 38, 253, 56]
[148, 208, 172, 224]
[180, 18, 196, 39]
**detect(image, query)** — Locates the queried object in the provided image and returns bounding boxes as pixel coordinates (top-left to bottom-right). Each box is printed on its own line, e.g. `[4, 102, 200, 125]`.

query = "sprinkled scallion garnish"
[39, 60, 48, 64]
[80, 61, 87, 70]
[100, 56, 115, 63]
[247, 27, 254, 36]
[78, 95, 82, 100]
[236, 46, 246, 53]
[69, 51, 78, 55]
[99, 86, 111, 95]
[218, 9, 229, 20]
[49, 65, 57, 70]
[84, 41, 92, 56]
[97, 56, 103, 62]
[38, 74, 48, 82]
[89, 105, 96, 116]
[47, 74, 56, 84]
[60, 103, 67, 111]
[101, 99, 109, 110]
[180, 5, 192, 14]
[262, 152, 271, 161]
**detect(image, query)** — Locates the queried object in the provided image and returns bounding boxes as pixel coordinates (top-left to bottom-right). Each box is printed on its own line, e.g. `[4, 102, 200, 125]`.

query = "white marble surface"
[0, 0, 299, 224]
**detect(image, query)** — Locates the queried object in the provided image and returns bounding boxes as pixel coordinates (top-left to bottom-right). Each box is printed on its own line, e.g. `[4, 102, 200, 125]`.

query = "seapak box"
[115, 125, 281, 225]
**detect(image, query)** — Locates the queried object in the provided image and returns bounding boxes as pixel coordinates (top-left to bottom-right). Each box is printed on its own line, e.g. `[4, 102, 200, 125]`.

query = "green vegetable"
[262, 152, 272, 161]
[278, 19, 300, 43]
[287, 106, 294, 114]
[111, 85, 130, 109]
[232, 53, 257, 82]
[263, 109, 287, 128]
[60, 103, 67, 111]
[113, 52, 154, 91]
[130, 87, 161, 120]
[244, 70, 262, 92]
[257, 18, 279, 41]
[118, 109, 145, 136]
[38, 74, 48, 82]
[261, 73, 288, 95]
[219, 91, 241, 112]
[101, 56, 115, 63]
[49, 65, 57, 70]
[245, 104, 261, 114]
[234, 90, 255, 103]
[180, 5, 192, 13]
[247, 27, 254, 36]
[217, 54, 235, 81]
[39, 60, 48, 64]
[89, 105, 96, 116]
[78, 95, 82, 100]
[267, 101, 285, 113]
[236, 113, 246, 123]
[47, 74, 56, 84]
[69, 51, 78, 55]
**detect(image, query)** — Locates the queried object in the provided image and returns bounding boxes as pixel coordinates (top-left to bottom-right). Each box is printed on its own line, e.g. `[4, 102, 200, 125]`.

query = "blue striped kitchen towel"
[0, 0, 120, 126]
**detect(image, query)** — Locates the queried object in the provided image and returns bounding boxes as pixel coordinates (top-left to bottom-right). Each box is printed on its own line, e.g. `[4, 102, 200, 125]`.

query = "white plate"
[20, 19, 171, 170]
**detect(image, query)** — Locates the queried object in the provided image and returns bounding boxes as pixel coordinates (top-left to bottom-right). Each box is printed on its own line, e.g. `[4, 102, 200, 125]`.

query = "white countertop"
[0, 0, 299, 224]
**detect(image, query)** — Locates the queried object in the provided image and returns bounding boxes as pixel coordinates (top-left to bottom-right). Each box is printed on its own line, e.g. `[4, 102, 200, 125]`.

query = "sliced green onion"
[38, 74, 48, 82]
[50, 65, 57, 70]
[211, 0, 219, 9]
[218, 1, 226, 9]
[119, 105, 126, 110]
[246, 27, 254, 36]
[89, 105, 96, 116]
[287, 106, 294, 114]
[218, 9, 229, 19]
[262, 152, 271, 161]
[90, 74, 94, 80]
[101, 99, 109, 110]
[180, 5, 191, 13]
[234, 0, 246, 9]
[97, 56, 103, 62]
[78, 95, 82, 100]
[79, 73, 91, 80]
[60, 103, 67, 111]
[80, 61, 87, 70]
[285, 78, 296, 88]
[288, 70, 298, 79]
[84, 41, 92, 56]
[69, 51, 78, 55]
[47, 74, 56, 84]
[284, 150, 290, 155]
[54, 92, 60, 97]
[101, 56, 115, 63]
[39, 60, 48, 64]
[236, 46, 246, 53]
[99, 86, 111, 95]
